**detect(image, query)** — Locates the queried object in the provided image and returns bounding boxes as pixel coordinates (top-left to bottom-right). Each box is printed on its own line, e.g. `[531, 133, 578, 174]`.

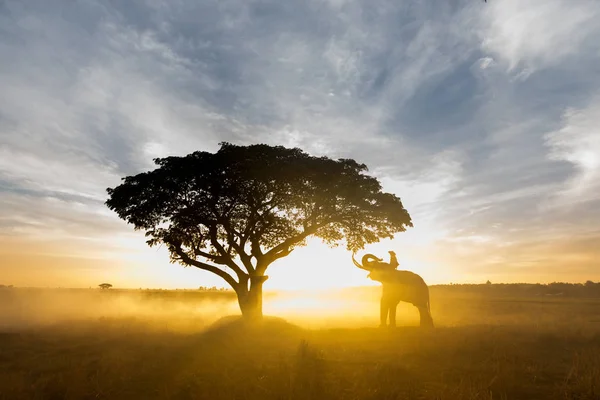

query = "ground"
[0, 286, 599, 399]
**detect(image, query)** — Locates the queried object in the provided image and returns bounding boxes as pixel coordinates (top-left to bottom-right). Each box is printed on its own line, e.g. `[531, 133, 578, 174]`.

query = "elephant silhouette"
[352, 251, 434, 328]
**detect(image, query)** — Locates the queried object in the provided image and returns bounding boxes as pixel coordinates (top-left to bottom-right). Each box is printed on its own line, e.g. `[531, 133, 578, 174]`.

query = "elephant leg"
[417, 306, 434, 328]
[388, 302, 397, 328]
[379, 297, 389, 327]
[426, 311, 435, 328]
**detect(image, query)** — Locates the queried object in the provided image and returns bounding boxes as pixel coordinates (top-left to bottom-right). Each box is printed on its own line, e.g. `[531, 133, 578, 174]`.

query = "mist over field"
[0, 288, 237, 332]
[3, 284, 600, 332]
[2, 285, 600, 399]
[0, 287, 387, 331]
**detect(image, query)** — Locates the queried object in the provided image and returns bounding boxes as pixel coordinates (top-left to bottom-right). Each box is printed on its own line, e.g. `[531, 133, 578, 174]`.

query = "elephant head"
[352, 251, 397, 271]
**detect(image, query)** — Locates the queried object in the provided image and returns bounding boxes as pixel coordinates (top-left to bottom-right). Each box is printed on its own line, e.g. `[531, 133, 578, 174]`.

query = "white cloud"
[0, 148, 119, 200]
[478, 57, 495, 70]
[479, 0, 600, 72]
[545, 100, 600, 204]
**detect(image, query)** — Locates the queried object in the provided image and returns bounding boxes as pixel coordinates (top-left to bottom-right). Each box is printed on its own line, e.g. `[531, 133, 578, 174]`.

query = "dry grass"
[1, 287, 599, 399]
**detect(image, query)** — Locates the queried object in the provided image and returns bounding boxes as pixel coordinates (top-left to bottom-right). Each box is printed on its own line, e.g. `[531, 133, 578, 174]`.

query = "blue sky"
[1, 0, 599, 288]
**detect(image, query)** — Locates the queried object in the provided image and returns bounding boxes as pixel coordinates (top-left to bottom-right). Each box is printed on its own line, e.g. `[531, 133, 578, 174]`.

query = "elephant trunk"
[352, 252, 371, 271]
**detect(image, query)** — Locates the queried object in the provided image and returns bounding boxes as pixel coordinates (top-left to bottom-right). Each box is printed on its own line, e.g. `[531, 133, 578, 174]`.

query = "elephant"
[352, 252, 434, 328]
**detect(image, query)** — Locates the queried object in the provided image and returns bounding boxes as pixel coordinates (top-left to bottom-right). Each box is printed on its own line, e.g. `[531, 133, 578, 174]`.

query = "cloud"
[544, 99, 600, 205]
[478, 57, 495, 70]
[1, 0, 600, 286]
[479, 0, 600, 73]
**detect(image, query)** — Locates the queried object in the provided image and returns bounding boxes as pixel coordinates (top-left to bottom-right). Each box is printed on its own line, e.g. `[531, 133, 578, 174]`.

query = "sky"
[1, 0, 599, 290]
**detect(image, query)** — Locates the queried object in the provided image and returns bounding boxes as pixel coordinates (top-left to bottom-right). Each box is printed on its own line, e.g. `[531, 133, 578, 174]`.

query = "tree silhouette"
[99, 283, 113, 289]
[106, 143, 412, 319]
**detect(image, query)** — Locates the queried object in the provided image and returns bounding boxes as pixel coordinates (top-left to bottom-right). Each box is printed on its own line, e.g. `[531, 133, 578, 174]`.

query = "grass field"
[1, 286, 599, 399]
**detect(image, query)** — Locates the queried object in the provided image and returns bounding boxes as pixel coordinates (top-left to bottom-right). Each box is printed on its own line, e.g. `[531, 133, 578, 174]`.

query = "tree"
[106, 143, 412, 319]
[99, 283, 113, 289]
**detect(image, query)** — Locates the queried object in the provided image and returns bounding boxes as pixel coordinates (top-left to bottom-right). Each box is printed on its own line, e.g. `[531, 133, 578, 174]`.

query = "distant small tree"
[99, 283, 113, 290]
[106, 143, 412, 320]
[486, 280, 492, 285]
[585, 280, 595, 287]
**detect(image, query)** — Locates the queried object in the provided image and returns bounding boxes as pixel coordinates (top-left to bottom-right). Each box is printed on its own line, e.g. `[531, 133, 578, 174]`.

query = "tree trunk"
[237, 275, 268, 320]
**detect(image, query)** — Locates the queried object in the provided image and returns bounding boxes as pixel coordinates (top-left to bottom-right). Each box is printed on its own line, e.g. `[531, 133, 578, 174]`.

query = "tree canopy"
[106, 143, 412, 317]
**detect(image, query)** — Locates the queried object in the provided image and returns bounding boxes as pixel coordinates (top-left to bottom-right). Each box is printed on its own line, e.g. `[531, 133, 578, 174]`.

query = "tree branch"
[264, 222, 324, 260]
[192, 246, 227, 264]
[219, 220, 255, 274]
[249, 229, 264, 259]
[270, 247, 294, 263]
[173, 246, 239, 290]
[239, 205, 265, 258]
[208, 224, 247, 278]
[257, 221, 332, 274]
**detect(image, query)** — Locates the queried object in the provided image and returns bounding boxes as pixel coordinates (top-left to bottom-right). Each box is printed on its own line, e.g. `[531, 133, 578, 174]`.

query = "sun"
[265, 238, 384, 291]
[112, 234, 445, 291]
[265, 247, 374, 291]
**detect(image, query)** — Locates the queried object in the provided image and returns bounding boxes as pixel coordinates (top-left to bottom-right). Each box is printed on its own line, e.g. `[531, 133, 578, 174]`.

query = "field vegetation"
[1, 284, 599, 399]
